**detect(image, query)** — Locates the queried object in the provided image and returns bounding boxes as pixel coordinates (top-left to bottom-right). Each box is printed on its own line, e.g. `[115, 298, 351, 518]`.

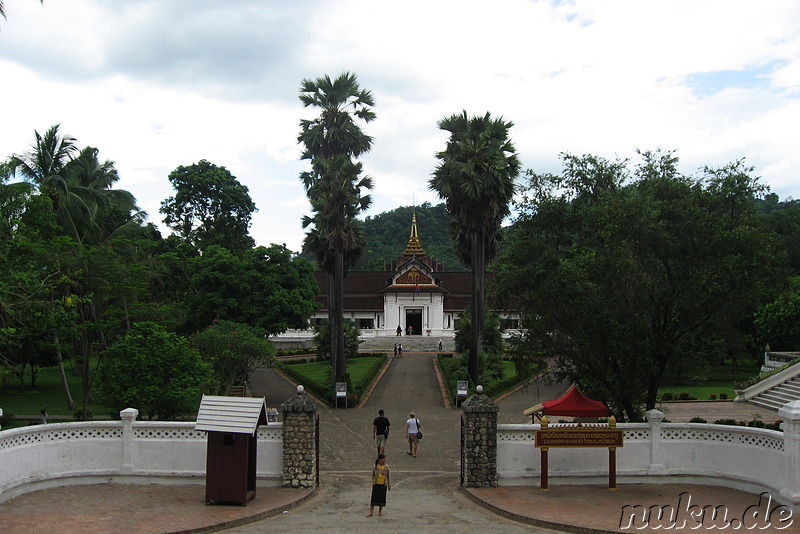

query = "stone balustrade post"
[461, 387, 499, 488]
[120, 408, 139, 473]
[645, 409, 666, 474]
[281, 386, 317, 488]
[778, 400, 800, 503]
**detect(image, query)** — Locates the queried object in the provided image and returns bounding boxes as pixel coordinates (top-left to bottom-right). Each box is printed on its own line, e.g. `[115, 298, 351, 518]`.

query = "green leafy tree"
[160, 160, 256, 254]
[298, 72, 375, 387]
[755, 277, 800, 351]
[182, 244, 318, 335]
[493, 150, 781, 420]
[98, 322, 211, 420]
[429, 111, 520, 384]
[190, 320, 275, 395]
[3, 126, 155, 415]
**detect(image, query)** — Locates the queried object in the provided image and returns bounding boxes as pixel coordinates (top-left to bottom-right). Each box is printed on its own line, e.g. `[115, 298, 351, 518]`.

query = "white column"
[645, 409, 666, 474]
[778, 400, 800, 503]
[120, 408, 139, 473]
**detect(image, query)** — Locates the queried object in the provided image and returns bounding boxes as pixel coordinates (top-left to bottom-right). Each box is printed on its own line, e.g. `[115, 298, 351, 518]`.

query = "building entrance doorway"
[405, 308, 422, 336]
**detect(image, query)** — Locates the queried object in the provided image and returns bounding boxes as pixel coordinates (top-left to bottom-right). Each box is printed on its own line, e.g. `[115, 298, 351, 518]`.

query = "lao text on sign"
[535, 428, 623, 448]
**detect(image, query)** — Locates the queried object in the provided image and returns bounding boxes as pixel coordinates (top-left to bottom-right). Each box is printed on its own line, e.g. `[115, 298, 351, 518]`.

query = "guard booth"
[195, 395, 269, 506]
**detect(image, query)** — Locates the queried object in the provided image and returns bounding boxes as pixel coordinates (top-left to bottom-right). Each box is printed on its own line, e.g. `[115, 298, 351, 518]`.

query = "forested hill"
[300, 202, 468, 272]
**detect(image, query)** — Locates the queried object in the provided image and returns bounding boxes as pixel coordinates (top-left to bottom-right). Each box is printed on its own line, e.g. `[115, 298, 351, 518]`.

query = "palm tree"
[429, 111, 520, 384]
[4, 125, 144, 415]
[298, 73, 375, 386]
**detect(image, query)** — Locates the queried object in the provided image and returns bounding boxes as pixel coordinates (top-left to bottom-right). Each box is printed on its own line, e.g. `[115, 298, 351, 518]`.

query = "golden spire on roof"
[403, 210, 426, 257]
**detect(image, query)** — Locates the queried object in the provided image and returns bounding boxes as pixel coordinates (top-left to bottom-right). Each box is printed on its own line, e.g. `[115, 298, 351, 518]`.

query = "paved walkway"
[0, 350, 788, 533]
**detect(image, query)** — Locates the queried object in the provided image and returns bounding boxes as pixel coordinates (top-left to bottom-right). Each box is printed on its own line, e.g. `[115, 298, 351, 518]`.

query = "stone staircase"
[358, 335, 456, 353]
[749, 376, 800, 411]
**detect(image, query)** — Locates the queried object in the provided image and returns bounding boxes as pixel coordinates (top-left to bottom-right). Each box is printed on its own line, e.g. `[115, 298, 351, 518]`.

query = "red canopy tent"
[524, 385, 610, 420]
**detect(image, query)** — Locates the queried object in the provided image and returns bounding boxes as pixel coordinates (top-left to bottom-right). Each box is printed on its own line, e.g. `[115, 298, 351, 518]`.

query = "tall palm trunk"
[469, 229, 486, 384]
[327, 271, 337, 389]
[50, 292, 77, 410]
[53, 333, 77, 411]
[333, 247, 346, 382]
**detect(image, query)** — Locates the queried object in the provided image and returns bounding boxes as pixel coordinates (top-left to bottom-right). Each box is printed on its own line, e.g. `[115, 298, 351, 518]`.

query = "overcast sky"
[2, 0, 799, 252]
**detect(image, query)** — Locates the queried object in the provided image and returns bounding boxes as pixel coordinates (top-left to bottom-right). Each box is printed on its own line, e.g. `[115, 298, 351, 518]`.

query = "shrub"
[660, 392, 674, 401]
[719, 392, 729, 400]
[766, 420, 783, 431]
[689, 417, 707, 423]
[709, 393, 717, 400]
[678, 392, 692, 400]
[714, 418, 739, 426]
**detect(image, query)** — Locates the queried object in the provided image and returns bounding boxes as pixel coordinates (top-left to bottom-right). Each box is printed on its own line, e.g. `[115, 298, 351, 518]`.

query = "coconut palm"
[298, 73, 375, 384]
[429, 111, 520, 384]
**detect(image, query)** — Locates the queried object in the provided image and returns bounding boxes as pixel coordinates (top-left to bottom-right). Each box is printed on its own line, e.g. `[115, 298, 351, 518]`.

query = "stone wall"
[461, 391, 499, 488]
[281, 389, 317, 488]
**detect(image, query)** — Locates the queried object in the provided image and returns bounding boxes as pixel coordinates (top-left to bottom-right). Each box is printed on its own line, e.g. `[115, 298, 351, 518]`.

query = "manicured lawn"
[0, 364, 112, 419]
[279, 355, 387, 404]
[657, 359, 761, 401]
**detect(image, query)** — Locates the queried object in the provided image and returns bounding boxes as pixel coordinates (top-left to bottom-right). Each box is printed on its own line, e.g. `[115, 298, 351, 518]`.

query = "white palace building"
[281, 212, 519, 343]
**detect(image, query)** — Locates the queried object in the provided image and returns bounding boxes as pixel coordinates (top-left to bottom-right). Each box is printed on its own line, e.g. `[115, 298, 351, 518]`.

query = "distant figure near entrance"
[396, 325, 402, 336]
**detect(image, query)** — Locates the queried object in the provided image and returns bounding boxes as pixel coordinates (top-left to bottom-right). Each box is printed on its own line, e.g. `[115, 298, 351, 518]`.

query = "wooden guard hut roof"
[524, 385, 610, 418]
[195, 395, 269, 435]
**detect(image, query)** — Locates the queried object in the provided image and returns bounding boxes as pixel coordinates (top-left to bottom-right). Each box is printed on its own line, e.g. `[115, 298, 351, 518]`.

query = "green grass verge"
[278, 354, 386, 406]
[657, 359, 761, 401]
[437, 354, 538, 400]
[0, 364, 113, 421]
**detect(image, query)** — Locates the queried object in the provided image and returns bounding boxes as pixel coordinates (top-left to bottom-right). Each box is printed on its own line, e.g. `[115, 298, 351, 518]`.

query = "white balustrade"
[0, 409, 283, 504]
[498, 404, 799, 509]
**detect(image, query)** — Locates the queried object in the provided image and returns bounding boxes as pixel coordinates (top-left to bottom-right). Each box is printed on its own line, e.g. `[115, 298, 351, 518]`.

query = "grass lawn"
[437, 354, 525, 398]
[0, 365, 112, 419]
[658, 359, 761, 401]
[279, 355, 386, 403]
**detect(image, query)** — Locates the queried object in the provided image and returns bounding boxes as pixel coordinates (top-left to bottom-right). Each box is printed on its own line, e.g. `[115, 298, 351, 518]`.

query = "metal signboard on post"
[335, 382, 347, 409]
[455, 380, 468, 406]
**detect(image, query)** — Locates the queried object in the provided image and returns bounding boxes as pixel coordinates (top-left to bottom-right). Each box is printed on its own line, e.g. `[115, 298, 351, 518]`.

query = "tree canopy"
[493, 150, 782, 421]
[430, 111, 520, 384]
[160, 159, 256, 254]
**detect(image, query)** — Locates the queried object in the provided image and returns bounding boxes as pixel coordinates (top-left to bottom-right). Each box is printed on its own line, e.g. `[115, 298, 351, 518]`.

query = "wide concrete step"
[749, 396, 784, 411]
[358, 335, 456, 352]
[758, 390, 796, 405]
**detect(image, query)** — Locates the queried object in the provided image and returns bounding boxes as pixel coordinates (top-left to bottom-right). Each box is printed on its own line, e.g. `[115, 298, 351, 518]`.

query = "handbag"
[416, 418, 422, 440]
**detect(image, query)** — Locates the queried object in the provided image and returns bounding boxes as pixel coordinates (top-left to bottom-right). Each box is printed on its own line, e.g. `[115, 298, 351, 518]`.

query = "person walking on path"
[397, 344, 403, 358]
[393, 344, 397, 358]
[366, 454, 390, 517]
[405, 413, 421, 457]
[372, 409, 390, 455]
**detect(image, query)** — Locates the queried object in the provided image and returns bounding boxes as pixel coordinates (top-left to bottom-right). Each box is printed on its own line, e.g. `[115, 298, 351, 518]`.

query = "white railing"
[0, 409, 283, 504]
[498, 404, 800, 508]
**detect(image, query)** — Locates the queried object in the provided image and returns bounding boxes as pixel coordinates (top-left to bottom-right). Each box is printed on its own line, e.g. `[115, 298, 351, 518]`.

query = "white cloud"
[2, 0, 800, 250]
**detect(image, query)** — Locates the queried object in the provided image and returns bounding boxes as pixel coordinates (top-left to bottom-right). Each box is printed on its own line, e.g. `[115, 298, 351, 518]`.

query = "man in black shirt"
[372, 409, 390, 455]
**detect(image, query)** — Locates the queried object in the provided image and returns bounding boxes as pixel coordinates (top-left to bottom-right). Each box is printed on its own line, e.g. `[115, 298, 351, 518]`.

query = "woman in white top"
[405, 412, 420, 457]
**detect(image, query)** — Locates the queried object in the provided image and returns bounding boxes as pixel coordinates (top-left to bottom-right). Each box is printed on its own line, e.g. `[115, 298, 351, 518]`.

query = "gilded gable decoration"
[396, 266, 432, 285]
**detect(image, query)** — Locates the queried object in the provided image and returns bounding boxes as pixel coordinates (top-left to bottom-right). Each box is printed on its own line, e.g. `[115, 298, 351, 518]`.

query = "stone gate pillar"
[281, 385, 317, 488]
[461, 386, 499, 488]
